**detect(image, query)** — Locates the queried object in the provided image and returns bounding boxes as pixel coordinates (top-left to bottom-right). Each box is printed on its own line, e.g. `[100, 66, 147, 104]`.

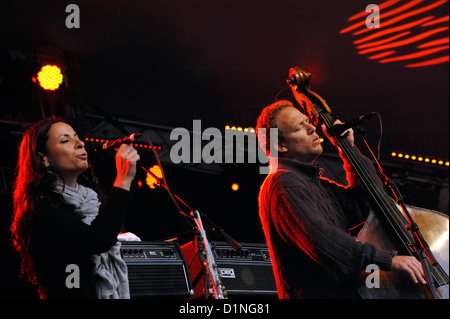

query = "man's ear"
[275, 142, 287, 153]
[38, 152, 50, 167]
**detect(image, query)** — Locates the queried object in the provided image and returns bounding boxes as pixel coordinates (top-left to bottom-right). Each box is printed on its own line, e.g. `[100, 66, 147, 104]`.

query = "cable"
[376, 113, 383, 161]
[140, 134, 192, 222]
[274, 87, 289, 101]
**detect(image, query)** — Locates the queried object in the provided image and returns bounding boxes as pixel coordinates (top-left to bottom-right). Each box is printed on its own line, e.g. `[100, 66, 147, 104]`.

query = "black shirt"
[29, 187, 132, 299]
[258, 157, 393, 299]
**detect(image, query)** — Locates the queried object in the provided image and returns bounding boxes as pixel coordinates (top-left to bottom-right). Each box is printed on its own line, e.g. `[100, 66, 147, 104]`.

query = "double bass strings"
[321, 112, 414, 251]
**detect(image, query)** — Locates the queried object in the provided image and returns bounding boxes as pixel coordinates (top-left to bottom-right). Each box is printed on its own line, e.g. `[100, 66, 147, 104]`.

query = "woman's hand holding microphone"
[113, 144, 140, 191]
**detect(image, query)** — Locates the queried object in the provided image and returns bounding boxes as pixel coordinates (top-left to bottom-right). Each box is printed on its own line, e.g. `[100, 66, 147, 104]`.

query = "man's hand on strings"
[321, 119, 355, 148]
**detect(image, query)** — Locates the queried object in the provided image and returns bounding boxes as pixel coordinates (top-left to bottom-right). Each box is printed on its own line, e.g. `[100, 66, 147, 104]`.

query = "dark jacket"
[258, 156, 394, 299]
[28, 187, 132, 299]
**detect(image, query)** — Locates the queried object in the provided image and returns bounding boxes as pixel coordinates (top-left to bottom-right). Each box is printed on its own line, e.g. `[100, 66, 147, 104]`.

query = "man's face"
[275, 107, 323, 162]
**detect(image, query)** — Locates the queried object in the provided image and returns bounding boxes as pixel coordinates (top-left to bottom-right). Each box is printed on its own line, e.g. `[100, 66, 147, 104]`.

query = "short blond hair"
[256, 100, 294, 156]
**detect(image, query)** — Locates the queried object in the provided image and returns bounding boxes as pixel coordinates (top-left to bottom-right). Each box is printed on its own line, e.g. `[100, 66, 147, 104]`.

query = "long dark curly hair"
[10, 117, 102, 297]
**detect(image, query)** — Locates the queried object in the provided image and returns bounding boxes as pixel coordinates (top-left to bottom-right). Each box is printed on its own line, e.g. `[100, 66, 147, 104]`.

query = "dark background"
[1, 0, 448, 298]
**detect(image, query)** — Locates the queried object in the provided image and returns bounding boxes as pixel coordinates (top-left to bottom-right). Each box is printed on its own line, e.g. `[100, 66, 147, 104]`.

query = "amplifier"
[181, 241, 278, 298]
[120, 241, 193, 298]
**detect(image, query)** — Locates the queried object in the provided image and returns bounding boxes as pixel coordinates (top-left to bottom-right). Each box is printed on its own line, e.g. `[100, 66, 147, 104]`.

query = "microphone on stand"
[102, 133, 142, 150]
[327, 112, 377, 136]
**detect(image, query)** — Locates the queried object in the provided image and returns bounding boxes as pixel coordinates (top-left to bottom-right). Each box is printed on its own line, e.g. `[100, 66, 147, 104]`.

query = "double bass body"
[358, 204, 449, 299]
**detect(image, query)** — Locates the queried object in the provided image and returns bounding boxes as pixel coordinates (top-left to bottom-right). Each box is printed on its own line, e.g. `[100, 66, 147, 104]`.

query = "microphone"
[327, 112, 377, 137]
[102, 133, 142, 150]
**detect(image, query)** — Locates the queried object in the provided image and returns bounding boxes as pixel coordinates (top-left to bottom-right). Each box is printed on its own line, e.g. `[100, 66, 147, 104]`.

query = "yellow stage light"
[36, 65, 63, 90]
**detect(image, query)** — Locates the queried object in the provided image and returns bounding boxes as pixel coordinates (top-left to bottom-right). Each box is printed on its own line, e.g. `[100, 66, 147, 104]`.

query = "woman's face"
[41, 122, 88, 184]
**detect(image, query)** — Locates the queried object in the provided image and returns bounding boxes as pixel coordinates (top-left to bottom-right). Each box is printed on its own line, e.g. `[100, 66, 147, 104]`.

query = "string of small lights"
[83, 136, 163, 151]
[391, 152, 449, 167]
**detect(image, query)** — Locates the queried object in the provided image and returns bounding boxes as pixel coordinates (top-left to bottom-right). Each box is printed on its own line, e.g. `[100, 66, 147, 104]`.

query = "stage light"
[225, 125, 256, 133]
[146, 165, 163, 189]
[231, 183, 239, 191]
[391, 151, 448, 167]
[83, 136, 163, 151]
[36, 65, 64, 90]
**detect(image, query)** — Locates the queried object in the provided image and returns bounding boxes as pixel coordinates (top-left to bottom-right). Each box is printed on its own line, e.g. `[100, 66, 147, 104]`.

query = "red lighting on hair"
[341, 0, 449, 68]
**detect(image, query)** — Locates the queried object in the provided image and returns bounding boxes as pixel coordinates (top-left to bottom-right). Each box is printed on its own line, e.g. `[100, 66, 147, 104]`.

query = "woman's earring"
[38, 152, 49, 168]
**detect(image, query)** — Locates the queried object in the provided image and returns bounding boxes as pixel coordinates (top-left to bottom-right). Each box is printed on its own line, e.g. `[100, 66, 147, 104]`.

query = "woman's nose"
[75, 137, 85, 149]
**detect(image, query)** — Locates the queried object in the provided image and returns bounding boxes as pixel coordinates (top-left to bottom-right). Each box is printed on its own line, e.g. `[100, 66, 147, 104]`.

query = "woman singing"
[10, 118, 140, 299]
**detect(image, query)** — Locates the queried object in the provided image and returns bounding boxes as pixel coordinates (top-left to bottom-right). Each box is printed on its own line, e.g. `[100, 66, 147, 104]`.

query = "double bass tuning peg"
[287, 67, 311, 88]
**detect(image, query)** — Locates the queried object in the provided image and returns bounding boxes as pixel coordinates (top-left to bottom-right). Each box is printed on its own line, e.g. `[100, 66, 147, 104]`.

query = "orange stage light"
[146, 165, 163, 189]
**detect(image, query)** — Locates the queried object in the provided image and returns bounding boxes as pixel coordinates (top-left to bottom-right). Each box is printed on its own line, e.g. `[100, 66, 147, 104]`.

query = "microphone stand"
[140, 165, 241, 250]
[191, 210, 227, 299]
[140, 165, 242, 299]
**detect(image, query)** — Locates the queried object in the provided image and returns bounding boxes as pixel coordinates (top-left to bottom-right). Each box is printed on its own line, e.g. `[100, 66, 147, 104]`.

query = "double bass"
[287, 66, 449, 299]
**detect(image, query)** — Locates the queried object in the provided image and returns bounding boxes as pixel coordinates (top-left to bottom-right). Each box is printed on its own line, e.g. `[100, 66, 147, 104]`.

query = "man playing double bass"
[256, 100, 426, 299]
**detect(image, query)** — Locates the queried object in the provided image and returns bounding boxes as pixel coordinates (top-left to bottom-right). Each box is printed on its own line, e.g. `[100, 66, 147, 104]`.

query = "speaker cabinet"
[120, 241, 193, 298]
[181, 241, 278, 298]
